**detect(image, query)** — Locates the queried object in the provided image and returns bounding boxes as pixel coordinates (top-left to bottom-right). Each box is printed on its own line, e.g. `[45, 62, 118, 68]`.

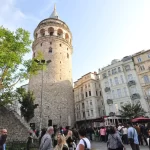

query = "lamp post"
[34, 59, 51, 131]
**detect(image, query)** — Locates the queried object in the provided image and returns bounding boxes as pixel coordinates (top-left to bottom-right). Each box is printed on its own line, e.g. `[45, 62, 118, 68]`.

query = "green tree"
[0, 26, 43, 106]
[119, 103, 146, 119]
[16, 88, 38, 122]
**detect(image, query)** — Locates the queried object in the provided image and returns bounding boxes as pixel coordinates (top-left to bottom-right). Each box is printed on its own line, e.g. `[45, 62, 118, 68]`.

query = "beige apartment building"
[74, 72, 105, 127]
[132, 50, 150, 111]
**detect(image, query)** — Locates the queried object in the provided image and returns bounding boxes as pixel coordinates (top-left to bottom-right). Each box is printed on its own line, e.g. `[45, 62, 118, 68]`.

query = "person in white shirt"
[122, 126, 128, 144]
[76, 127, 91, 150]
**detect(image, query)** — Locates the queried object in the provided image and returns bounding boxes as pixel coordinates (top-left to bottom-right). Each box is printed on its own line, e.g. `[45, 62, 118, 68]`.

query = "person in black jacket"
[66, 130, 74, 149]
[0, 129, 7, 150]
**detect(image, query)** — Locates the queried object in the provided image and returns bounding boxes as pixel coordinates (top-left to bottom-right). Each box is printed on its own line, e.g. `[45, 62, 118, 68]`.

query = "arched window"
[40, 29, 45, 37]
[67, 53, 69, 58]
[143, 75, 149, 83]
[49, 47, 52, 53]
[35, 33, 38, 39]
[57, 29, 63, 37]
[65, 33, 69, 41]
[48, 27, 54, 36]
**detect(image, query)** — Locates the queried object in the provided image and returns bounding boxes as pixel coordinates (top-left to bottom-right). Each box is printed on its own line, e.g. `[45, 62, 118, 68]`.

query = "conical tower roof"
[50, 4, 59, 19]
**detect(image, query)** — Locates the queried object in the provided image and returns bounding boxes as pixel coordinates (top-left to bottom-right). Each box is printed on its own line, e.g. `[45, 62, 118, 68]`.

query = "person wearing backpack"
[76, 127, 91, 150]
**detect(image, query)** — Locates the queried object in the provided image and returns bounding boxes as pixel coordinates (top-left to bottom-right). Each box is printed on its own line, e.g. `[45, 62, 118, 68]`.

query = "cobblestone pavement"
[91, 141, 148, 150]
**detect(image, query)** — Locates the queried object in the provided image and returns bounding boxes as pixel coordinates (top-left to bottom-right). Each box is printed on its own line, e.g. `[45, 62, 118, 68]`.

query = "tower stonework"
[29, 7, 74, 128]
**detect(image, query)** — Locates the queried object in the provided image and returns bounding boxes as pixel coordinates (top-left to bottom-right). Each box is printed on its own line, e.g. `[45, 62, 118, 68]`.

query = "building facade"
[132, 50, 150, 112]
[74, 72, 105, 127]
[29, 6, 74, 128]
[99, 56, 149, 116]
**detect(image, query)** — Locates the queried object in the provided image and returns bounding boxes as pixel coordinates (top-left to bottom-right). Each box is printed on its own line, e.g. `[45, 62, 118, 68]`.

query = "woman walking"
[107, 126, 125, 150]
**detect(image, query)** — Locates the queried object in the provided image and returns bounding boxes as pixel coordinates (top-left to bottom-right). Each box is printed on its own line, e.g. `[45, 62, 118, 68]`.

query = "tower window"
[67, 53, 69, 58]
[40, 29, 45, 37]
[67, 48, 68, 50]
[41, 43, 42, 46]
[60, 61, 61, 64]
[49, 47, 52, 53]
[60, 44, 62, 47]
[57, 29, 63, 37]
[50, 42, 52, 45]
[48, 27, 54, 36]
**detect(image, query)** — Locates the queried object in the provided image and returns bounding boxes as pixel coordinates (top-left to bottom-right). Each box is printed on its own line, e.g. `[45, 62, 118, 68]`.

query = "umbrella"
[132, 117, 150, 123]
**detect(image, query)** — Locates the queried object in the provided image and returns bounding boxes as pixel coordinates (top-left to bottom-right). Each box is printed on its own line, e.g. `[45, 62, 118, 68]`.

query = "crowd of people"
[1, 121, 150, 150]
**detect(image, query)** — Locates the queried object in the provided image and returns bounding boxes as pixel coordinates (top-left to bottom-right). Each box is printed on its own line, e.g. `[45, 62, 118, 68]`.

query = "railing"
[128, 80, 136, 87]
[105, 87, 111, 92]
[131, 93, 141, 100]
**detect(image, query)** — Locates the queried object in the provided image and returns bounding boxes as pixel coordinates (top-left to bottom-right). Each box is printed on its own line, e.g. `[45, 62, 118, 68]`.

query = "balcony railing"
[105, 87, 111, 92]
[128, 80, 136, 87]
[107, 99, 113, 105]
[131, 93, 140, 100]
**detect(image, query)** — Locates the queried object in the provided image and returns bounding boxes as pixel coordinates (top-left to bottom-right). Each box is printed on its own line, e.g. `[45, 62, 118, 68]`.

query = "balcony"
[105, 87, 111, 92]
[131, 93, 140, 100]
[128, 80, 136, 87]
[107, 99, 113, 105]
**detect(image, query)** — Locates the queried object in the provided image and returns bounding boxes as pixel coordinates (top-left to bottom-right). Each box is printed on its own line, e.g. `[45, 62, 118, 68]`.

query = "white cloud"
[0, 0, 39, 31]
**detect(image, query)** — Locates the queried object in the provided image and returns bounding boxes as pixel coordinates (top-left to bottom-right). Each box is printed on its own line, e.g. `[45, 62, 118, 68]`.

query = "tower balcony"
[130, 93, 140, 100]
[105, 87, 111, 92]
[128, 80, 136, 87]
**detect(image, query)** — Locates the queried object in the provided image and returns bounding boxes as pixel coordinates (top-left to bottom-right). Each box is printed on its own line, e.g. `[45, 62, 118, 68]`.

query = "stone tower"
[29, 5, 74, 128]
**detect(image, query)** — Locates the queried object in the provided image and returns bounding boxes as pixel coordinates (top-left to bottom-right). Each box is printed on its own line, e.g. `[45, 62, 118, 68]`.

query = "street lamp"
[34, 59, 51, 132]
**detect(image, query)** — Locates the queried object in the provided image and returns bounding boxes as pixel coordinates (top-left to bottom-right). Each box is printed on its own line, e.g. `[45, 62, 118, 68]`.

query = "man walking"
[127, 122, 140, 150]
[39, 126, 54, 150]
[0, 129, 7, 150]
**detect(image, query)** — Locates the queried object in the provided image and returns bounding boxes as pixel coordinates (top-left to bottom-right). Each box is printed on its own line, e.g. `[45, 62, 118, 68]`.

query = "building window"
[148, 54, 150, 58]
[128, 74, 133, 81]
[60, 44, 62, 47]
[41, 43, 42, 46]
[130, 87, 137, 94]
[86, 92, 88, 97]
[96, 91, 98, 96]
[112, 68, 117, 74]
[125, 65, 131, 71]
[117, 89, 122, 98]
[108, 70, 111, 76]
[100, 91, 102, 96]
[87, 111, 90, 116]
[137, 57, 142, 62]
[89, 91, 91, 96]
[102, 73, 107, 79]
[140, 65, 145, 71]
[118, 67, 121, 72]
[112, 90, 115, 99]
[83, 112, 85, 118]
[82, 103, 84, 109]
[50, 42, 52, 45]
[60, 61, 61, 64]
[91, 110, 93, 116]
[109, 79, 113, 86]
[67, 48, 68, 50]
[123, 87, 127, 96]
[120, 75, 124, 83]
[90, 101, 92, 105]
[85, 85, 87, 88]
[95, 83, 96, 88]
[67, 53, 69, 58]
[49, 47, 52, 53]
[105, 81, 109, 87]
[88, 84, 90, 87]
[114, 77, 119, 85]
[143, 75, 150, 83]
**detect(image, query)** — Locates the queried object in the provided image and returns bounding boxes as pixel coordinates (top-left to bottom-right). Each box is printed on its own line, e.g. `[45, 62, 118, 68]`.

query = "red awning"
[132, 117, 150, 123]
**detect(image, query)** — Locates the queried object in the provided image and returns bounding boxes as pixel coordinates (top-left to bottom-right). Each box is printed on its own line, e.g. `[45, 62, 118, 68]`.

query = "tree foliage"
[119, 103, 146, 119]
[0, 26, 43, 106]
[16, 88, 38, 122]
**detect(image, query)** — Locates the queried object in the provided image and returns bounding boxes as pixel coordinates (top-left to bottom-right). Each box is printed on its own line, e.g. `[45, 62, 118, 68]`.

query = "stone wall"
[0, 107, 30, 141]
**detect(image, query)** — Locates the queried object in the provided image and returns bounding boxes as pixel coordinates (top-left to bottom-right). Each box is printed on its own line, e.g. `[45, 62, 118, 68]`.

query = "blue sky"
[1, 0, 150, 84]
